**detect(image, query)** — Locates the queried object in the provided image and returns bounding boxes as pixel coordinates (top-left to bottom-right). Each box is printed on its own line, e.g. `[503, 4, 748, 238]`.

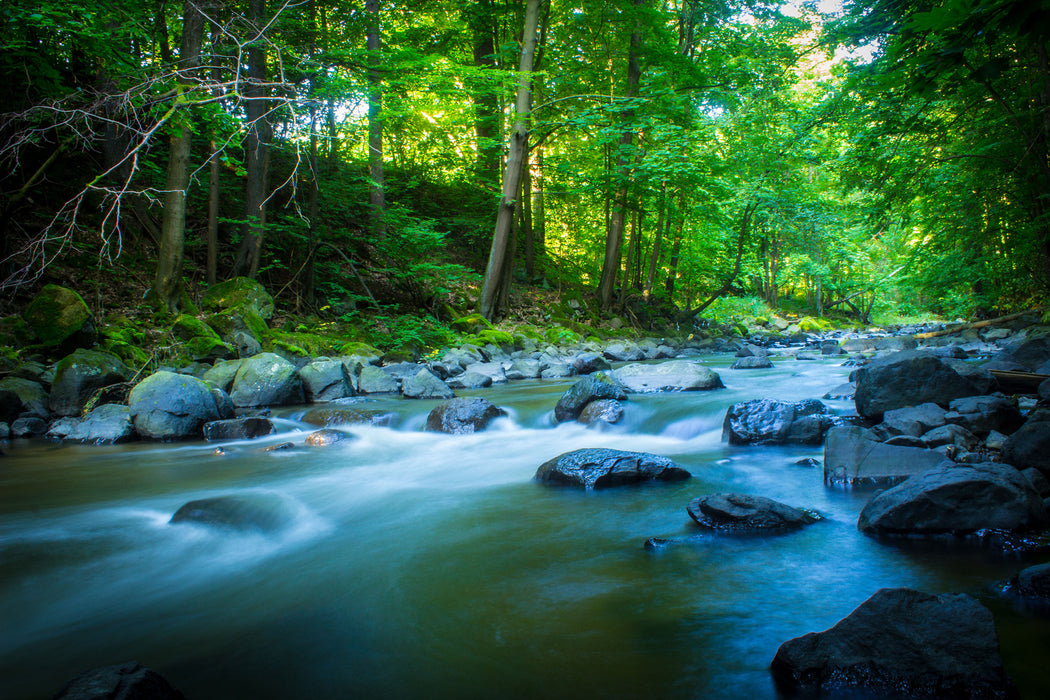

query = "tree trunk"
[365, 0, 386, 239]
[645, 181, 666, 294]
[153, 0, 206, 313]
[665, 193, 686, 297]
[478, 0, 543, 321]
[232, 0, 271, 279]
[523, 149, 535, 280]
[684, 201, 757, 319]
[466, 0, 501, 188]
[533, 145, 545, 270]
[206, 18, 222, 285]
[597, 0, 643, 310]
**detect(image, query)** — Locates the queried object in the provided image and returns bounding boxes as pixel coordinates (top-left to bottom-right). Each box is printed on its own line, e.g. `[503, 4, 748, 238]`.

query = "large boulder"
[172, 314, 234, 362]
[944, 395, 1024, 438]
[1005, 562, 1050, 602]
[853, 350, 997, 420]
[49, 349, 130, 417]
[46, 404, 136, 444]
[609, 360, 724, 393]
[731, 355, 774, 370]
[572, 352, 611, 375]
[535, 448, 690, 490]
[129, 371, 222, 440]
[228, 352, 304, 407]
[1001, 410, 1050, 475]
[603, 342, 645, 362]
[299, 358, 355, 402]
[202, 416, 276, 441]
[687, 493, 819, 532]
[425, 397, 505, 434]
[505, 358, 542, 380]
[169, 492, 295, 533]
[0, 376, 49, 423]
[770, 588, 1016, 699]
[356, 364, 400, 394]
[723, 398, 835, 446]
[871, 402, 947, 440]
[201, 276, 274, 320]
[300, 406, 394, 428]
[553, 373, 627, 423]
[22, 284, 96, 353]
[986, 335, 1050, 372]
[857, 461, 1044, 535]
[402, 368, 455, 399]
[823, 426, 946, 489]
[51, 661, 186, 700]
[578, 398, 624, 426]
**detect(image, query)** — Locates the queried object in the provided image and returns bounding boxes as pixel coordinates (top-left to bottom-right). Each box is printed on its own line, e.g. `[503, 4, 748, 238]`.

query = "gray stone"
[229, 353, 304, 407]
[202, 359, 243, 392]
[0, 376, 49, 423]
[577, 398, 624, 426]
[535, 448, 690, 490]
[170, 492, 294, 533]
[304, 428, 354, 447]
[540, 363, 576, 379]
[1021, 468, 1050, 497]
[853, 350, 998, 420]
[823, 426, 946, 489]
[129, 371, 222, 440]
[299, 358, 354, 402]
[603, 342, 645, 362]
[723, 398, 835, 446]
[426, 397, 505, 434]
[356, 364, 400, 394]
[51, 661, 186, 700]
[872, 402, 947, 440]
[446, 371, 493, 389]
[1001, 410, 1050, 474]
[731, 355, 774, 369]
[402, 368, 454, 399]
[944, 394, 1024, 437]
[921, 423, 979, 450]
[10, 416, 47, 437]
[202, 416, 275, 441]
[687, 493, 819, 532]
[505, 358, 542, 380]
[300, 406, 394, 428]
[822, 382, 855, 400]
[49, 349, 130, 417]
[46, 404, 135, 444]
[462, 361, 508, 384]
[858, 461, 1044, 535]
[610, 360, 724, 393]
[553, 373, 627, 423]
[770, 588, 1015, 699]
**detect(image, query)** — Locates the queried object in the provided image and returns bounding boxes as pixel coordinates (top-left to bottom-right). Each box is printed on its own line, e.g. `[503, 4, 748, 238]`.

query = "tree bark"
[206, 17, 222, 285]
[478, 0, 543, 321]
[665, 192, 685, 297]
[153, 0, 207, 313]
[232, 0, 271, 278]
[645, 181, 666, 294]
[597, 0, 643, 310]
[684, 201, 756, 319]
[466, 0, 501, 188]
[366, 0, 386, 239]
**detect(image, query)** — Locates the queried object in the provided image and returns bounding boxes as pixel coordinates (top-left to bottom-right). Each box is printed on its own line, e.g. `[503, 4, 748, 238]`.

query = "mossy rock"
[0, 346, 17, 372]
[381, 349, 417, 364]
[185, 335, 235, 362]
[338, 341, 383, 360]
[0, 316, 31, 346]
[465, 329, 514, 347]
[545, 325, 582, 346]
[450, 313, 494, 333]
[271, 339, 310, 359]
[100, 338, 151, 369]
[798, 316, 829, 333]
[201, 277, 274, 320]
[173, 314, 222, 342]
[22, 284, 96, 351]
[268, 329, 342, 357]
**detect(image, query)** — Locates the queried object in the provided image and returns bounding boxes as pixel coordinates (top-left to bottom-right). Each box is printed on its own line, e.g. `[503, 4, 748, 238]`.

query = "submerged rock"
[1005, 562, 1050, 602]
[304, 428, 353, 447]
[610, 360, 724, 393]
[857, 461, 1044, 536]
[426, 397, 505, 434]
[51, 661, 186, 700]
[823, 426, 946, 490]
[202, 416, 275, 441]
[770, 587, 1016, 699]
[535, 448, 690, 490]
[687, 493, 819, 532]
[170, 492, 296, 533]
[578, 398, 624, 426]
[723, 398, 835, 446]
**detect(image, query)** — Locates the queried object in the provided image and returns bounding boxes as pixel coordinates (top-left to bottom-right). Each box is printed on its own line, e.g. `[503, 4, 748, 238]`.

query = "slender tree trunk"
[523, 150, 535, 280]
[645, 181, 666, 294]
[665, 193, 686, 298]
[366, 0, 386, 239]
[232, 0, 270, 278]
[153, 0, 207, 313]
[597, 0, 643, 310]
[206, 18, 222, 285]
[466, 0, 501, 188]
[478, 0, 543, 321]
[534, 145, 545, 269]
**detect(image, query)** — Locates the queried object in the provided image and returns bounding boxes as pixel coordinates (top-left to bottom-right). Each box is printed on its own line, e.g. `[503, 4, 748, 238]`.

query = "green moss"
[173, 314, 222, 342]
[22, 284, 94, 347]
[0, 316, 30, 346]
[272, 339, 310, 359]
[0, 346, 17, 372]
[449, 313, 494, 333]
[338, 341, 383, 358]
[268, 329, 342, 357]
[798, 316, 829, 332]
[201, 277, 274, 320]
[464, 328, 514, 347]
[185, 335, 235, 361]
[544, 325, 582, 345]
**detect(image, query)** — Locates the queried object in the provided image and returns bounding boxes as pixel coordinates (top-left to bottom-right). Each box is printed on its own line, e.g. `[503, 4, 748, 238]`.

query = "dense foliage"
[0, 0, 1046, 334]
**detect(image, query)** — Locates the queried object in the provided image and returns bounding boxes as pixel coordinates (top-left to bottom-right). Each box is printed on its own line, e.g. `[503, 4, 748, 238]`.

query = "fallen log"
[913, 307, 1048, 339]
[989, 370, 1049, 394]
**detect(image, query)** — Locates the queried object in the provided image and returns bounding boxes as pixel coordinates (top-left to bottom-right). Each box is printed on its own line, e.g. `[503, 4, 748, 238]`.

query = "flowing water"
[1, 355, 1048, 699]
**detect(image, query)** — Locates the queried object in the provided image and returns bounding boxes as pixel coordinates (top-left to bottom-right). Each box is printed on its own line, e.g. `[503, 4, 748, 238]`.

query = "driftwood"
[913, 307, 1048, 339]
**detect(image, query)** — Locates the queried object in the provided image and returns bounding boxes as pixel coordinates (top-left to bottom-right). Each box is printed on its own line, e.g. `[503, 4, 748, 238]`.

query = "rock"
[205, 310, 265, 358]
[735, 344, 768, 358]
[300, 407, 393, 427]
[921, 423, 979, 450]
[871, 402, 947, 440]
[603, 342, 645, 362]
[49, 349, 130, 417]
[1021, 467, 1050, 497]
[22, 284, 96, 353]
[446, 371, 493, 389]
[723, 398, 835, 446]
[173, 314, 234, 361]
[1001, 410, 1050, 474]
[381, 361, 425, 382]
[202, 416, 275, 441]
[687, 493, 819, 532]
[505, 358, 541, 380]
[577, 398, 624, 426]
[853, 349, 997, 420]
[540, 363, 576, 379]
[535, 448, 690, 489]
[228, 353, 304, 407]
[731, 355, 774, 369]
[46, 404, 136, 444]
[553, 373, 627, 423]
[610, 360, 724, 393]
[820, 341, 846, 356]
[425, 397, 505, 434]
[51, 661, 186, 700]
[823, 426, 947, 489]
[1006, 562, 1050, 601]
[990, 335, 1050, 372]
[299, 358, 354, 402]
[170, 492, 294, 533]
[129, 371, 222, 440]
[201, 359, 243, 392]
[1039, 377, 1050, 403]
[858, 461, 1044, 535]
[770, 587, 1016, 699]
[0, 376, 49, 423]
[940, 395, 1023, 438]
[356, 364, 400, 394]
[822, 382, 855, 400]
[201, 276, 274, 320]
[461, 361, 508, 384]
[402, 368, 455, 399]
[304, 428, 353, 447]
[10, 415, 48, 437]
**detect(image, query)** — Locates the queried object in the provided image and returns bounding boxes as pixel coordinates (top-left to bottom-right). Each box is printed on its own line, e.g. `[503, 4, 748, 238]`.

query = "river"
[1, 354, 1047, 699]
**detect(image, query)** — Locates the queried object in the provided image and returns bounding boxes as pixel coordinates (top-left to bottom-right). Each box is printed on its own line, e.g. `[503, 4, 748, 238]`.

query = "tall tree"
[366, 0, 387, 239]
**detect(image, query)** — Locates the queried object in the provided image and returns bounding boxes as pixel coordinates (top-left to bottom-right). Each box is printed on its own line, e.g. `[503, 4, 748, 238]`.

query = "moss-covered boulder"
[229, 352, 304, 407]
[129, 370, 223, 440]
[22, 284, 96, 352]
[173, 314, 234, 361]
[0, 377, 50, 423]
[450, 313, 495, 334]
[49, 349, 130, 417]
[205, 309, 266, 358]
[98, 317, 151, 368]
[201, 277, 274, 320]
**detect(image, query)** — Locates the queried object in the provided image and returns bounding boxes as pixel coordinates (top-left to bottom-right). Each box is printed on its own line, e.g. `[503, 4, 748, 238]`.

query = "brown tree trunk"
[645, 182, 666, 294]
[665, 193, 686, 297]
[365, 0, 386, 239]
[206, 17, 222, 285]
[466, 0, 501, 188]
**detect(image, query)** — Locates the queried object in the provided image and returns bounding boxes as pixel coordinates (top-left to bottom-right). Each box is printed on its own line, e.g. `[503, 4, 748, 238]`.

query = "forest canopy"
[1, 0, 1047, 337]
